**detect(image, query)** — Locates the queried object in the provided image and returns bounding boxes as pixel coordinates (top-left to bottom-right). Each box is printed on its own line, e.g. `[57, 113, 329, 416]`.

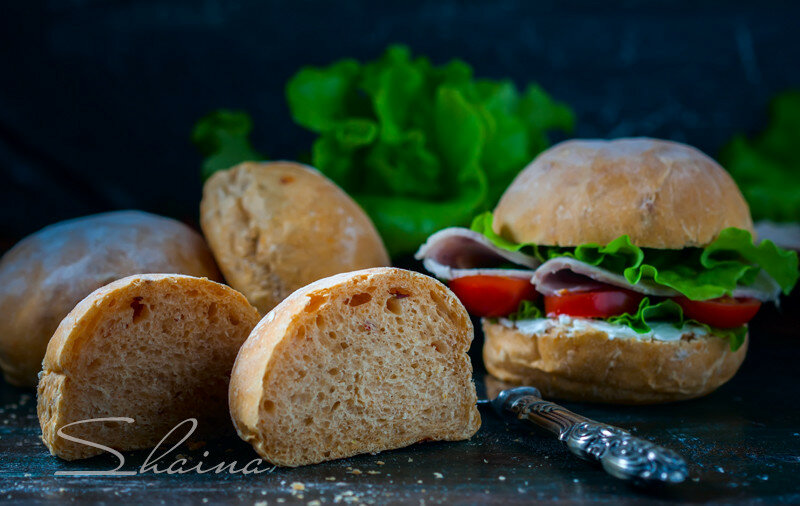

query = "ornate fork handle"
[493, 387, 689, 484]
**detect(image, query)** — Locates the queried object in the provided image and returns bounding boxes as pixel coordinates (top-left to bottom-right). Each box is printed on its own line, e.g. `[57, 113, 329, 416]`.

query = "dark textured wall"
[2, 1, 799, 244]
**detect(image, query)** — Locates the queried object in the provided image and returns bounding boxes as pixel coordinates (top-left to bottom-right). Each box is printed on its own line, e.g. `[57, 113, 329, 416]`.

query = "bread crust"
[482, 319, 747, 404]
[0, 211, 221, 387]
[493, 138, 754, 248]
[38, 274, 259, 460]
[200, 161, 390, 315]
[229, 267, 481, 466]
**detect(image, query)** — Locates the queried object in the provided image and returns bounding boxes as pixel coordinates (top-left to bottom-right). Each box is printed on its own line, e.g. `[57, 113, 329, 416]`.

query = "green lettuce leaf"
[607, 298, 748, 351]
[719, 91, 800, 222]
[507, 299, 543, 321]
[191, 109, 264, 180]
[284, 45, 574, 256]
[470, 211, 799, 299]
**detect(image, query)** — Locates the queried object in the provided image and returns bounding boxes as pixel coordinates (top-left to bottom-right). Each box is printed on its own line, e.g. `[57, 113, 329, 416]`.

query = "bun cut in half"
[38, 274, 260, 460]
[229, 267, 480, 467]
[493, 138, 754, 248]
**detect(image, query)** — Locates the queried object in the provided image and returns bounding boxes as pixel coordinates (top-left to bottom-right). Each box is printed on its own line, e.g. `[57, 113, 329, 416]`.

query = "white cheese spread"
[498, 314, 709, 342]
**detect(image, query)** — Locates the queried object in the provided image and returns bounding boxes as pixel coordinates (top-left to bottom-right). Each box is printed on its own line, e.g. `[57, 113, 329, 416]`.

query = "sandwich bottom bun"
[37, 274, 260, 460]
[229, 267, 481, 467]
[482, 319, 748, 404]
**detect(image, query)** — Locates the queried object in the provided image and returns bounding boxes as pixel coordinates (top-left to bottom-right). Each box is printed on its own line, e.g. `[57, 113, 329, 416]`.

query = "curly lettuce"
[285, 45, 574, 255]
[607, 298, 748, 351]
[470, 212, 799, 300]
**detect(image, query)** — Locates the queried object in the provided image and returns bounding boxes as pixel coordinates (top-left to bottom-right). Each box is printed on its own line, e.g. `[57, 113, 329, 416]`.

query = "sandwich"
[416, 138, 799, 404]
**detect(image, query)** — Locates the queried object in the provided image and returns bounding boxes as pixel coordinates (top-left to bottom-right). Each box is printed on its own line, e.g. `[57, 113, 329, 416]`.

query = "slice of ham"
[755, 221, 800, 252]
[531, 256, 781, 303]
[421, 258, 536, 282]
[414, 227, 540, 272]
[531, 257, 677, 297]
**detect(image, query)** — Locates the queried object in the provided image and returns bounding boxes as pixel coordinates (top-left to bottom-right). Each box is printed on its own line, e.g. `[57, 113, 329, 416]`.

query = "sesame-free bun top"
[493, 138, 754, 248]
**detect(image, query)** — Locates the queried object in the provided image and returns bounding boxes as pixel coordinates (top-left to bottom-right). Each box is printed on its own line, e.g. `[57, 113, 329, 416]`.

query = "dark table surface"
[3, 1, 800, 504]
[2, 290, 799, 505]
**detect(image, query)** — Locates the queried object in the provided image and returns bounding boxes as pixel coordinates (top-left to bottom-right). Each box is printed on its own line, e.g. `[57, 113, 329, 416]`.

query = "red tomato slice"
[544, 288, 644, 318]
[673, 296, 761, 328]
[448, 276, 538, 317]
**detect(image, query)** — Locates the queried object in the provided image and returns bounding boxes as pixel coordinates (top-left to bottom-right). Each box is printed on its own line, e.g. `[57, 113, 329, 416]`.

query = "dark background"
[2, 2, 800, 504]
[2, 1, 800, 249]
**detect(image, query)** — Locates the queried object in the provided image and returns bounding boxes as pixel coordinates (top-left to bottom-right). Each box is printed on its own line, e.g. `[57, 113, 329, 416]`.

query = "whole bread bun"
[200, 161, 390, 315]
[0, 211, 222, 387]
[482, 319, 748, 404]
[38, 274, 260, 460]
[493, 138, 753, 248]
[229, 267, 480, 466]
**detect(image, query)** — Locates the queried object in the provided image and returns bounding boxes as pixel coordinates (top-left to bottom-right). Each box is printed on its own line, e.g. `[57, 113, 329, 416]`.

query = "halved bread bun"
[38, 274, 260, 460]
[229, 267, 480, 467]
[493, 138, 753, 248]
[483, 319, 748, 404]
[0, 211, 222, 387]
[200, 161, 390, 314]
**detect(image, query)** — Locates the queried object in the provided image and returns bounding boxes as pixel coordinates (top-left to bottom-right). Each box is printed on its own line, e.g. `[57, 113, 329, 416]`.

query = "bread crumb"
[291, 482, 306, 491]
[325, 477, 336, 481]
[349, 469, 362, 475]
[367, 470, 380, 475]
[433, 472, 443, 479]
[376, 461, 385, 465]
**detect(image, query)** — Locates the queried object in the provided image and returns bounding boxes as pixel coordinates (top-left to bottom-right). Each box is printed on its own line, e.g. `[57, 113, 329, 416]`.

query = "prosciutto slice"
[414, 227, 540, 281]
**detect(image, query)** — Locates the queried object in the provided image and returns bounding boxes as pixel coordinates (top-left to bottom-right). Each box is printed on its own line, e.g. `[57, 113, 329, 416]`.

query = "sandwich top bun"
[493, 138, 754, 249]
[200, 161, 391, 315]
[0, 211, 221, 387]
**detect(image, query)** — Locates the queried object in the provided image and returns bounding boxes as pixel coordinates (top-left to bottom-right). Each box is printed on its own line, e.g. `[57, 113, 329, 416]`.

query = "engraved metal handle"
[490, 386, 689, 485]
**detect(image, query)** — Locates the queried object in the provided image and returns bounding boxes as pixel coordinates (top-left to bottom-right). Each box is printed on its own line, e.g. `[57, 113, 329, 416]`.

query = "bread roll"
[0, 211, 222, 386]
[229, 267, 480, 466]
[493, 138, 753, 248]
[200, 161, 390, 315]
[482, 319, 748, 404]
[38, 274, 260, 460]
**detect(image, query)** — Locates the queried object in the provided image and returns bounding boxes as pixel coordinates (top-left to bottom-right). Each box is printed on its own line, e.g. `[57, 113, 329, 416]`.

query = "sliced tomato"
[544, 288, 644, 318]
[673, 296, 761, 328]
[448, 276, 538, 317]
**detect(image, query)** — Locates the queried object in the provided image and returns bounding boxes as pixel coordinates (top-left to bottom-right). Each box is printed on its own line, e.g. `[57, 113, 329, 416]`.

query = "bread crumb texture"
[37, 274, 259, 460]
[200, 161, 390, 314]
[229, 267, 481, 466]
